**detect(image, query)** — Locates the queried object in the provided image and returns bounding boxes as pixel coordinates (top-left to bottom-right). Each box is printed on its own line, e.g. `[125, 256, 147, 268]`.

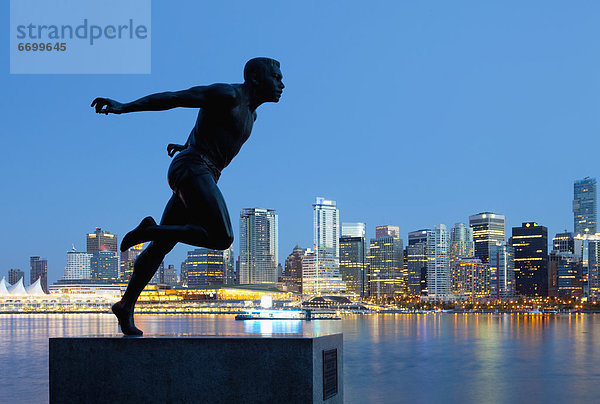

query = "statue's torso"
[186, 86, 255, 171]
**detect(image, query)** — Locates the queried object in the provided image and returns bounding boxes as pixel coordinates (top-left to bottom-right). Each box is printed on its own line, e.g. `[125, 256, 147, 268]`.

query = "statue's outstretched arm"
[91, 83, 237, 115]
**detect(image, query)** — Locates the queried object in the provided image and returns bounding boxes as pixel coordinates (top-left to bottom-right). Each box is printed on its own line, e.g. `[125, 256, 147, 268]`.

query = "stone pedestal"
[49, 333, 342, 404]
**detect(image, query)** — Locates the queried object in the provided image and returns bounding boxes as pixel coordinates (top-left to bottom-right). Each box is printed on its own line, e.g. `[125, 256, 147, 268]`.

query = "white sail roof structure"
[26, 278, 47, 296]
[7, 277, 28, 297]
[0, 277, 9, 296]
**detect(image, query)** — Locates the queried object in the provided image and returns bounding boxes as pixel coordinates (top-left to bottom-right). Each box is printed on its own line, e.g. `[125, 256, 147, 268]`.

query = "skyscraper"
[86, 228, 118, 253]
[452, 258, 487, 298]
[30, 256, 48, 292]
[553, 232, 574, 253]
[408, 230, 429, 246]
[64, 247, 92, 280]
[340, 222, 367, 296]
[575, 234, 600, 299]
[426, 224, 450, 299]
[239, 208, 278, 284]
[407, 244, 427, 296]
[510, 222, 548, 297]
[489, 242, 515, 298]
[368, 233, 403, 298]
[150, 262, 164, 284]
[548, 251, 582, 298]
[376, 225, 400, 239]
[341, 222, 366, 238]
[407, 229, 429, 295]
[8, 269, 24, 285]
[87, 228, 119, 282]
[163, 264, 178, 286]
[449, 223, 475, 295]
[573, 177, 597, 236]
[340, 236, 367, 296]
[283, 244, 305, 293]
[305, 197, 344, 295]
[120, 244, 144, 281]
[469, 212, 506, 264]
[182, 248, 226, 287]
[90, 251, 120, 281]
[223, 246, 235, 285]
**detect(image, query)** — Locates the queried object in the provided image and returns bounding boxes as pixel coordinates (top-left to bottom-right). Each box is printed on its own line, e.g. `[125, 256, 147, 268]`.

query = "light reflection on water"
[1, 313, 600, 403]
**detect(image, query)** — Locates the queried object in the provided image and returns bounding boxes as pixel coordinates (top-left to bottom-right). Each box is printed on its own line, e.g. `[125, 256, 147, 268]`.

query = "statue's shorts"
[168, 149, 222, 193]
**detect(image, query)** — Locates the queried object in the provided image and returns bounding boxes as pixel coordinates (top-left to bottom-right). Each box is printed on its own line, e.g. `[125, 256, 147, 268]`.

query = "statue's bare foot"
[112, 301, 143, 336]
[120, 216, 156, 252]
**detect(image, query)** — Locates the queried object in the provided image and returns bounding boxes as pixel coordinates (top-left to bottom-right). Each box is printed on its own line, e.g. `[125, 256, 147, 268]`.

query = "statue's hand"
[167, 144, 185, 157]
[91, 98, 125, 115]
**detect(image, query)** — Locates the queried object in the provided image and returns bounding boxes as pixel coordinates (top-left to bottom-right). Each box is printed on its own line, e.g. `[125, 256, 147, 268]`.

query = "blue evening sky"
[2, 1, 599, 283]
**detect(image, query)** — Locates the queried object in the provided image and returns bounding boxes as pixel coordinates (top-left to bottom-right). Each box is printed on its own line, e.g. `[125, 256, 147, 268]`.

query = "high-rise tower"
[86, 228, 118, 253]
[64, 247, 92, 280]
[407, 229, 429, 295]
[239, 208, 278, 284]
[368, 232, 403, 298]
[573, 177, 597, 236]
[340, 222, 367, 296]
[307, 197, 344, 295]
[426, 225, 451, 299]
[469, 212, 506, 264]
[30, 256, 48, 292]
[510, 222, 548, 297]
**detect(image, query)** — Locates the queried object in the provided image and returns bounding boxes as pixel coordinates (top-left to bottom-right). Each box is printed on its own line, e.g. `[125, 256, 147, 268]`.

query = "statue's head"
[244, 57, 284, 103]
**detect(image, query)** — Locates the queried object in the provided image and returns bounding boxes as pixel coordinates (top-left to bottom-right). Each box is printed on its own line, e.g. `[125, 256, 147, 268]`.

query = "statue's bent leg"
[114, 194, 184, 335]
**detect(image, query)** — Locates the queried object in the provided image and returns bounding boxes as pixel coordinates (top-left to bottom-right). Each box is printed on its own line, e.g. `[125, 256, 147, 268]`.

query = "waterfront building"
[510, 222, 548, 297]
[574, 234, 600, 299]
[182, 248, 226, 287]
[308, 197, 344, 295]
[408, 230, 429, 246]
[180, 261, 188, 287]
[453, 258, 488, 298]
[489, 242, 515, 298]
[426, 225, 451, 300]
[120, 244, 144, 281]
[553, 232, 574, 253]
[449, 223, 475, 294]
[87, 228, 119, 282]
[376, 225, 400, 239]
[301, 248, 345, 295]
[86, 227, 118, 253]
[368, 233, 403, 299]
[163, 264, 178, 286]
[63, 247, 92, 280]
[548, 251, 582, 298]
[573, 177, 597, 236]
[407, 229, 429, 295]
[469, 212, 506, 264]
[30, 256, 48, 293]
[341, 222, 366, 238]
[8, 269, 24, 286]
[340, 223, 367, 296]
[90, 251, 119, 281]
[150, 262, 164, 284]
[283, 244, 305, 293]
[338, 237, 366, 296]
[223, 246, 235, 285]
[239, 208, 278, 284]
[407, 244, 427, 296]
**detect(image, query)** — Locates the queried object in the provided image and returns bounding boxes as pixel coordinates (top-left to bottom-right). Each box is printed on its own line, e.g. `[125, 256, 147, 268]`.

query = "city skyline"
[4, 177, 599, 287]
[2, 2, 599, 287]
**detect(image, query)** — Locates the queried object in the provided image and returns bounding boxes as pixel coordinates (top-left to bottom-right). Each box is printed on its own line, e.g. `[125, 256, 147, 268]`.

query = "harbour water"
[1, 313, 599, 403]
